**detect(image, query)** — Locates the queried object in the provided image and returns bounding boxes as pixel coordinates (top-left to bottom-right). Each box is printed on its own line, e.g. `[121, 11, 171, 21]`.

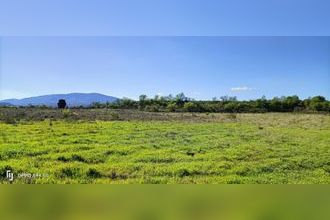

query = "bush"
[71, 154, 86, 163]
[145, 104, 161, 112]
[62, 109, 71, 118]
[110, 112, 120, 120]
[2, 116, 16, 124]
[58, 167, 80, 178]
[167, 103, 177, 112]
[86, 168, 102, 178]
[224, 102, 238, 112]
[177, 169, 191, 177]
[57, 156, 69, 162]
[183, 102, 199, 112]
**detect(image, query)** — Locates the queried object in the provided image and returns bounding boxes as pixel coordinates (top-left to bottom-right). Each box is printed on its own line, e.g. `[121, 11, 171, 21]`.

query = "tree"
[220, 96, 237, 102]
[254, 96, 269, 112]
[120, 98, 137, 109]
[309, 96, 327, 111]
[167, 103, 177, 112]
[224, 102, 238, 112]
[91, 102, 103, 108]
[220, 96, 229, 102]
[167, 94, 174, 101]
[311, 96, 326, 103]
[183, 102, 199, 112]
[139, 94, 147, 102]
[139, 94, 148, 110]
[57, 99, 67, 109]
[176, 93, 188, 102]
[269, 97, 282, 112]
[76, 92, 329, 113]
[228, 96, 237, 102]
[175, 92, 189, 107]
[283, 95, 300, 111]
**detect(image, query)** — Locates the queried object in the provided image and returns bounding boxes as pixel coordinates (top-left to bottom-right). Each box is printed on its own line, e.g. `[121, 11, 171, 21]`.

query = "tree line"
[90, 93, 330, 113]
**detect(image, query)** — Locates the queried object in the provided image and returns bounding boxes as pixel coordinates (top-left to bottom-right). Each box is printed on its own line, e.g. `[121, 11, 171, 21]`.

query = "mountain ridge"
[0, 93, 119, 107]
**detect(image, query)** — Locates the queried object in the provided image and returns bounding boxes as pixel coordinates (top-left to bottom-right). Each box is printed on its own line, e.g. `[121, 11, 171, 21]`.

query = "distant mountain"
[0, 102, 14, 106]
[0, 93, 119, 107]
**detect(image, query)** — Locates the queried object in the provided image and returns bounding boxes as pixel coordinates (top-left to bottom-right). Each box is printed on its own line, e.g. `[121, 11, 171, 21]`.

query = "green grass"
[0, 113, 329, 183]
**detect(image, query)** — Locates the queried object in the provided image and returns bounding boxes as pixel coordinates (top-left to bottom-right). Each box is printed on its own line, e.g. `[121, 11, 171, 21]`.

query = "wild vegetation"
[0, 110, 329, 184]
[90, 94, 330, 113]
[1, 94, 329, 113]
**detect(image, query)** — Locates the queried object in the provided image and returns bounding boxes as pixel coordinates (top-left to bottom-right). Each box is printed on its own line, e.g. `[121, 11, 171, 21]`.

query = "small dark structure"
[57, 99, 67, 109]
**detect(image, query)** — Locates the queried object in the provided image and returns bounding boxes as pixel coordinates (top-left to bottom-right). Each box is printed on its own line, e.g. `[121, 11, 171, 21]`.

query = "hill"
[0, 93, 118, 107]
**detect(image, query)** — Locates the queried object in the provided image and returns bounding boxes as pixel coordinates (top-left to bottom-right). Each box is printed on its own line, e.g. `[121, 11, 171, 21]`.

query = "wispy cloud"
[230, 86, 254, 92]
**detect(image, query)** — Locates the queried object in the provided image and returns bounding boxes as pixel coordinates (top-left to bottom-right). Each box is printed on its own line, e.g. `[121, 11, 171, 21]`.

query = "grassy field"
[0, 111, 329, 183]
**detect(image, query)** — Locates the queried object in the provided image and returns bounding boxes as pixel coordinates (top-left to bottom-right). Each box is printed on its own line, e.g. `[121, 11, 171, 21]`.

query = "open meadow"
[0, 109, 329, 183]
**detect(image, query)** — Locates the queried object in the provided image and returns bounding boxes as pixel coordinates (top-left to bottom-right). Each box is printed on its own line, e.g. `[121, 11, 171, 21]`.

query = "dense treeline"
[90, 93, 330, 113]
[2, 93, 329, 113]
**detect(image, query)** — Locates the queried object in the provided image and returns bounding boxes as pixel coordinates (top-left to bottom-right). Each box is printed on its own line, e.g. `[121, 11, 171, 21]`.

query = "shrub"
[183, 102, 199, 112]
[110, 112, 120, 120]
[224, 102, 238, 113]
[86, 168, 102, 178]
[2, 116, 16, 124]
[186, 151, 195, 157]
[167, 103, 177, 112]
[58, 167, 80, 178]
[177, 169, 191, 177]
[71, 154, 86, 163]
[109, 171, 118, 179]
[57, 156, 69, 162]
[145, 104, 160, 112]
[62, 109, 71, 118]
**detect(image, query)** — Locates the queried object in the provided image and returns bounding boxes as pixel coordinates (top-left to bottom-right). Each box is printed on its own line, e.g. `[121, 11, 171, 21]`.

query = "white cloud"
[230, 86, 254, 92]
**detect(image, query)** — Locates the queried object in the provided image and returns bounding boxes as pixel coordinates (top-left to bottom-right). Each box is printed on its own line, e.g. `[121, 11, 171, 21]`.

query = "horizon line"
[1, 92, 329, 102]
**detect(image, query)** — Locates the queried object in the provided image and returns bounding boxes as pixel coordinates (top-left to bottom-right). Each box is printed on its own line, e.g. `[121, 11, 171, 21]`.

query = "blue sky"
[0, 1, 329, 100]
[0, 36, 329, 100]
[0, 0, 330, 36]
